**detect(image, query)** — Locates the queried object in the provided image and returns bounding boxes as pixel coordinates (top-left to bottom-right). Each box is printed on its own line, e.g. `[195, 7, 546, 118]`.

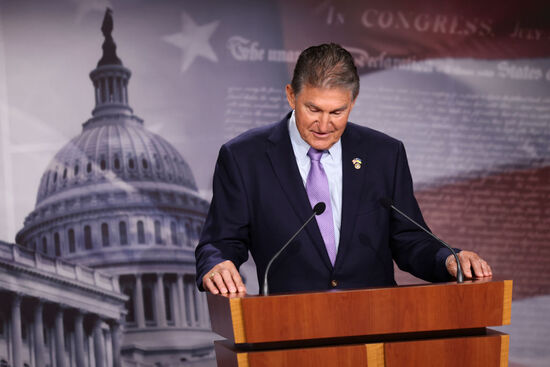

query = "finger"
[470, 258, 485, 278]
[230, 267, 247, 293]
[211, 272, 229, 294]
[220, 269, 238, 293]
[203, 276, 220, 294]
[481, 261, 492, 277]
[460, 256, 473, 278]
[445, 255, 458, 278]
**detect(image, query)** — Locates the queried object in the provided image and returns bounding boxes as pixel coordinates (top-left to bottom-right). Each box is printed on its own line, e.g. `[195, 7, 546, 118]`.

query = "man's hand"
[446, 251, 492, 279]
[202, 260, 247, 294]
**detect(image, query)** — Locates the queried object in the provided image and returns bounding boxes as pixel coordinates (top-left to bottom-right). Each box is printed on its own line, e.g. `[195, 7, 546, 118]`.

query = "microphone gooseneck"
[379, 198, 464, 283]
[262, 202, 326, 296]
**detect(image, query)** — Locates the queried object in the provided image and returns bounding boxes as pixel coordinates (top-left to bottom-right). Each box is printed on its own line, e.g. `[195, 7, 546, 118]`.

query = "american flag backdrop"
[0, 0, 549, 365]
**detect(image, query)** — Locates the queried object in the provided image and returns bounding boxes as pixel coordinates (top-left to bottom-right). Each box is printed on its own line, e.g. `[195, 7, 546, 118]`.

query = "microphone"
[379, 198, 464, 283]
[262, 202, 326, 296]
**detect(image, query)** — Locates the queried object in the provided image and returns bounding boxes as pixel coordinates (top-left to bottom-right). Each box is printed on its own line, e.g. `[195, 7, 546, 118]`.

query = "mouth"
[311, 131, 333, 138]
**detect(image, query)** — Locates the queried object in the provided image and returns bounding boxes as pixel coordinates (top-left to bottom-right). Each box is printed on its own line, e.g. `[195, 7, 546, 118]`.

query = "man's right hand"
[202, 260, 247, 294]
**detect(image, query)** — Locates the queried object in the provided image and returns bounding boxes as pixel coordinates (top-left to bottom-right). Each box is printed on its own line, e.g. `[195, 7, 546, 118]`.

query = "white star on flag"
[162, 12, 220, 73]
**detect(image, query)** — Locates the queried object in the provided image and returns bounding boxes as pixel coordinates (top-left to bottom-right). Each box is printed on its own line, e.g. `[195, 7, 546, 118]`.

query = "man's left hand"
[446, 251, 492, 279]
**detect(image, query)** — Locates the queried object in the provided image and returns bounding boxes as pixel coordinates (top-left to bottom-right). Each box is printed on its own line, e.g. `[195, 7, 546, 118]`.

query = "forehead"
[296, 85, 354, 107]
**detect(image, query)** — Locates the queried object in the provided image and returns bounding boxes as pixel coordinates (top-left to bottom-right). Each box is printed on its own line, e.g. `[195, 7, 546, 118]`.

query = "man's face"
[286, 84, 355, 151]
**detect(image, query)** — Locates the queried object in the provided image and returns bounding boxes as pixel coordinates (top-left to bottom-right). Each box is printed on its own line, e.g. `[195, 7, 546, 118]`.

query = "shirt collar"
[288, 110, 342, 161]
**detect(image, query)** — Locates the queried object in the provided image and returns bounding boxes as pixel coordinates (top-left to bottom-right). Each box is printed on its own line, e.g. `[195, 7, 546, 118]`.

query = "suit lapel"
[335, 125, 368, 270]
[266, 116, 333, 270]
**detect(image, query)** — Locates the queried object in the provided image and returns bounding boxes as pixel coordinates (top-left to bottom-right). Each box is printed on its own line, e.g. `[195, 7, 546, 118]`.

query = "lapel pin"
[352, 158, 363, 170]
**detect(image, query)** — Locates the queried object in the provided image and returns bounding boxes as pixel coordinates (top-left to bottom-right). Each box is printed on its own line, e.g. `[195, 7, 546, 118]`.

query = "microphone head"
[313, 202, 326, 215]
[379, 197, 393, 209]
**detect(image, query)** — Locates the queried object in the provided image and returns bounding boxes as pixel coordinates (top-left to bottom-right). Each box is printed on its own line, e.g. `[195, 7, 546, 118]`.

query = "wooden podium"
[207, 279, 512, 366]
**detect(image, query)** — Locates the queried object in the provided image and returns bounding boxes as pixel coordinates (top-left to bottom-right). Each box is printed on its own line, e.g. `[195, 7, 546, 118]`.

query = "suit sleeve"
[389, 142, 457, 282]
[195, 144, 250, 290]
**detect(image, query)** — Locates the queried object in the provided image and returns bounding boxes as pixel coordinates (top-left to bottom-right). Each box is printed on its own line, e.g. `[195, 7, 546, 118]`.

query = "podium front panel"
[208, 280, 512, 344]
[214, 330, 508, 367]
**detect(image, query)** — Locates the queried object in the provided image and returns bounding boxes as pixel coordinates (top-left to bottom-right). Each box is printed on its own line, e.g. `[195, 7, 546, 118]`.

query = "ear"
[350, 96, 357, 111]
[285, 84, 296, 110]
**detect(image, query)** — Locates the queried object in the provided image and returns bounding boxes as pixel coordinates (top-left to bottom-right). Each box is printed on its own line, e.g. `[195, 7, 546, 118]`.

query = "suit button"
[331, 280, 338, 287]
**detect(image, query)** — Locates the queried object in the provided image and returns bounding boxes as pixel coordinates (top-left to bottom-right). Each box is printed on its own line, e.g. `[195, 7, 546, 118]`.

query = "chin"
[310, 142, 333, 151]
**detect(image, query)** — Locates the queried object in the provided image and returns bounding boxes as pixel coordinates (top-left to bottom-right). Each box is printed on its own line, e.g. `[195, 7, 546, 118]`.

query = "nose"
[317, 113, 331, 132]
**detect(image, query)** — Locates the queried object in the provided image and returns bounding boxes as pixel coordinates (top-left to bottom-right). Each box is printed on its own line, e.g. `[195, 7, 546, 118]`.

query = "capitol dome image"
[15, 9, 216, 367]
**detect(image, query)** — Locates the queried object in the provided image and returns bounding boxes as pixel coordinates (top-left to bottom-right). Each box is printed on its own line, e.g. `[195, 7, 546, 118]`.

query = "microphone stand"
[262, 203, 326, 296]
[382, 198, 464, 283]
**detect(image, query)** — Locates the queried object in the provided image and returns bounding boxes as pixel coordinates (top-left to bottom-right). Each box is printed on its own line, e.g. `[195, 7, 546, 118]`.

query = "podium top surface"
[207, 279, 512, 344]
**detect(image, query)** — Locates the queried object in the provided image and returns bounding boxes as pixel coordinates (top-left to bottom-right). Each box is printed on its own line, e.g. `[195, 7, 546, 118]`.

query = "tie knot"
[307, 148, 324, 162]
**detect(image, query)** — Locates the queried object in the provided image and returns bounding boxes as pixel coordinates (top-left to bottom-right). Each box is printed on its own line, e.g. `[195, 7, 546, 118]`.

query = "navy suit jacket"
[195, 114, 454, 293]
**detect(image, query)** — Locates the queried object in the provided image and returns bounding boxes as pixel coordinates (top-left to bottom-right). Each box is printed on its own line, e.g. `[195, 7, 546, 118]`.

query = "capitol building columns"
[155, 273, 167, 327]
[33, 300, 46, 367]
[134, 274, 146, 328]
[185, 276, 198, 328]
[54, 306, 67, 367]
[3, 252, 214, 366]
[121, 272, 211, 330]
[169, 279, 181, 327]
[177, 274, 187, 328]
[93, 316, 106, 367]
[10, 294, 23, 367]
[74, 310, 86, 367]
[0, 240, 127, 367]
[109, 321, 122, 367]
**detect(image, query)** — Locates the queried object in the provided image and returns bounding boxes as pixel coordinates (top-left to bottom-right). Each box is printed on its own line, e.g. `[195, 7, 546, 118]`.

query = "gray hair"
[291, 43, 359, 100]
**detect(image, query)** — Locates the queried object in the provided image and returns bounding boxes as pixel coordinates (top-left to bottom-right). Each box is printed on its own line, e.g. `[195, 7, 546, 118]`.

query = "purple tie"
[306, 148, 336, 265]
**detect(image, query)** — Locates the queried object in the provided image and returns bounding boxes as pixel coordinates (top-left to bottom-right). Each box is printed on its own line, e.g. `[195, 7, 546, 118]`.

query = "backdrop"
[0, 0, 549, 366]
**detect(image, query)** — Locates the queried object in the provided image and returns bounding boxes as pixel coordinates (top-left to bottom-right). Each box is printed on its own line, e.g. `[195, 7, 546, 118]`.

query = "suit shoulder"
[221, 117, 287, 157]
[346, 122, 403, 147]
[226, 123, 276, 147]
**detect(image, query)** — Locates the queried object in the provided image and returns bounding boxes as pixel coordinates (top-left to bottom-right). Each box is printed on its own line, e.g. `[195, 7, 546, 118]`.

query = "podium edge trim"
[502, 280, 513, 325]
[230, 297, 246, 343]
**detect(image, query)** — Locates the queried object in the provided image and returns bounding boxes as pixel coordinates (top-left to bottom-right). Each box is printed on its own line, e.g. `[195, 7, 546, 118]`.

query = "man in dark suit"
[195, 43, 492, 294]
